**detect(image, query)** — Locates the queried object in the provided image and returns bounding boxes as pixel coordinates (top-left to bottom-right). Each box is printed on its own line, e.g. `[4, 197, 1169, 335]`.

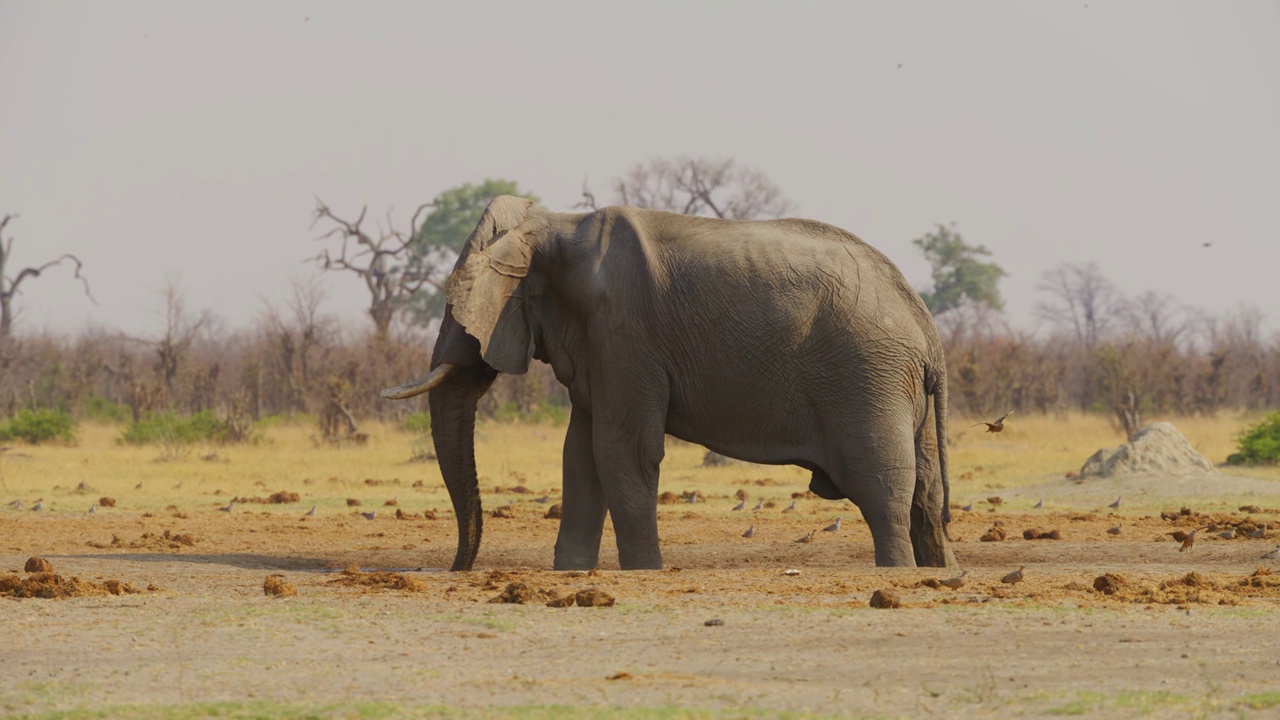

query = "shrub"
[1230, 411, 1280, 465]
[120, 410, 230, 446]
[0, 409, 78, 444]
[401, 412, 431, 433]
[83, 395, 131, 424]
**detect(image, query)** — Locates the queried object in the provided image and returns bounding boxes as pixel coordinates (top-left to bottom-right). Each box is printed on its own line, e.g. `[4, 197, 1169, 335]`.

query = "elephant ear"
[461, 195, 535, 256]
[445, 223, 536, 375]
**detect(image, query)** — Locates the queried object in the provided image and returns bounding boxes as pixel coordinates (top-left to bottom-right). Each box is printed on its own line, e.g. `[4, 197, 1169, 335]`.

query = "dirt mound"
[25, 557, 54, 573]
[1078, 422, 1216, 478]
[231, 491, 300, 504]
[327, 565, 428, 593]
[0, 572, 144, 599]
[263, 574, 297, 597]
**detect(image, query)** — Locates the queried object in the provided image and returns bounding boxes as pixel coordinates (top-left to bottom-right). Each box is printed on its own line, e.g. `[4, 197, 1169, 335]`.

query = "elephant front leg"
[553, 406, 607, 571]
[592, 415, 666, 571]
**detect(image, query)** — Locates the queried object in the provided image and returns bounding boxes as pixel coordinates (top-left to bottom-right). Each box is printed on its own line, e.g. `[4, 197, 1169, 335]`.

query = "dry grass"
[0, 413, 1276, 516]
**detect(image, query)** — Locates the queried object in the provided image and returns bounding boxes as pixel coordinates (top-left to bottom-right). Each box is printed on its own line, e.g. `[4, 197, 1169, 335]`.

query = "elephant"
[382, 196, 955, 571]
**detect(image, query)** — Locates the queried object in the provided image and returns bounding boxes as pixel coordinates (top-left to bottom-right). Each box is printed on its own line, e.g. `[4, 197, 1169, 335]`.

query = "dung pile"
[1078, 422, 1216, 478]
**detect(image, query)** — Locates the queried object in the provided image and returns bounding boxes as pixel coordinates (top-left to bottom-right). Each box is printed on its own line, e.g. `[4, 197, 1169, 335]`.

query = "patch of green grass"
[1239, 691, 1280, 710]
[0, 409, 77, 444]
[1045, 690, 1198, 716]
[4, 702, 848, 720]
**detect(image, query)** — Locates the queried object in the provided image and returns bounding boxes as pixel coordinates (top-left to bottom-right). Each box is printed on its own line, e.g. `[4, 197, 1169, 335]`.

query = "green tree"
[406, 179, 537, 323]
[912, 223, 1006, 314]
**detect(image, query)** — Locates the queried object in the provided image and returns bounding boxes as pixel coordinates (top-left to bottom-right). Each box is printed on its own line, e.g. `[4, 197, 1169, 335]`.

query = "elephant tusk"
[379, 363, 456, 400]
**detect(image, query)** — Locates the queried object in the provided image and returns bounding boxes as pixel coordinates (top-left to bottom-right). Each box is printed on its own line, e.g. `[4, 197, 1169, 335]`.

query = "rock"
[869, 589, 902, 609]
[1077, 422, 1216, 478]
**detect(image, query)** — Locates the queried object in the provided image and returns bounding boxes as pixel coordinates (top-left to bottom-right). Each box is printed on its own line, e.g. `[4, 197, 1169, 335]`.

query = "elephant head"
[380, 196, 544, 570]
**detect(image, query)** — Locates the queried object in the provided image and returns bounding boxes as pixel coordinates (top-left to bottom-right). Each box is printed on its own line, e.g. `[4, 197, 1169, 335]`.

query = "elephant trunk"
[428, 363, 497, 571]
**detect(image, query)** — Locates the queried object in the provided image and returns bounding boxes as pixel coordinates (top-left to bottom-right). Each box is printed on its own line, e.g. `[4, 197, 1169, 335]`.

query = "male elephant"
[383, 196, 954, 571]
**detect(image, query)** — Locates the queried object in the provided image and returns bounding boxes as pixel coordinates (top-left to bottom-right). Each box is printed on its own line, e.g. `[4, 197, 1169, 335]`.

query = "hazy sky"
[3, 1, 1277, 338]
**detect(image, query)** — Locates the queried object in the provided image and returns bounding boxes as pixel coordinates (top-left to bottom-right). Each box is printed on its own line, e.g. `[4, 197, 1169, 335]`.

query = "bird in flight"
[971, 411, 1014, 433]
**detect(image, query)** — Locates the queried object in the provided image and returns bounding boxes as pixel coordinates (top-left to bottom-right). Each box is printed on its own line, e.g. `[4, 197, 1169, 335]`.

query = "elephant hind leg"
[837, 431, 917, 567]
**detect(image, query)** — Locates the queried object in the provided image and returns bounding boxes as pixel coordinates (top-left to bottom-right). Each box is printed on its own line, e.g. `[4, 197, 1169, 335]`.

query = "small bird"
[971, 411, 1014, 433]
[939, 570, 969, 590]
[731, 500, 746, 511]
[742, 525, 755, 538]
[361, 511, 376, 521]
[1202, 242, 1212, 248]
[1168, 530, 1191, 542]
[1108, 496, 1122, 509]
[8, 499, 21, 510]
[961, 501, 974, 512]
[686, 491, 699, 504]
[172, 480, 183, 490]
[88, 505, 96, 515]
[752, 499, 764, 511]
[304, 505, 317, 517]
[30, 500, 43, 511]
[1001, 566, 1025, 585]
[135, 482, 143, 490]
[219, 500, 235, 513]
[1248, 527, 1267, 539]
[822, 517, 842, 533]
[1106, 524, 1122, 535]
[535, 495, 551, 504]
[1033, 497, 1044, 509]
[1180, 528, 1202, 552]
[1261, 546, 1280, 561]
[794, 530, 815, 544]
[1218, 528, 1236, 540]
[782, 501, 797, 513]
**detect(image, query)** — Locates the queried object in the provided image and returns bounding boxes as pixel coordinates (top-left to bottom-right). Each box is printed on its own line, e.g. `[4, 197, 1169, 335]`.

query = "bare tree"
[261, 275, 331, 415]
[1035, 262, 1125, 348]
[127, 280, 212, 403]
[578, 156, 796, 220]
[0, 214, 95, 342]
[309, 199, 433, 343]
[1122, 290, 1191, 347]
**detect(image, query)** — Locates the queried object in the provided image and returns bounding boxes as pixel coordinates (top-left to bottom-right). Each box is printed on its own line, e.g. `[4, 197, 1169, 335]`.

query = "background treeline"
[3, 158, 1277, 444]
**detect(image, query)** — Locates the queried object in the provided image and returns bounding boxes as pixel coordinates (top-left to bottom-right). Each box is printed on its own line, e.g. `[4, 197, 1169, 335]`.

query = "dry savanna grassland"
[2, 412, 1280, 719]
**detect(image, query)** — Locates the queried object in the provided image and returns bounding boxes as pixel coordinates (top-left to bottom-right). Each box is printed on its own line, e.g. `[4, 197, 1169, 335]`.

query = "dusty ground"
[2, 419, 1280, 718]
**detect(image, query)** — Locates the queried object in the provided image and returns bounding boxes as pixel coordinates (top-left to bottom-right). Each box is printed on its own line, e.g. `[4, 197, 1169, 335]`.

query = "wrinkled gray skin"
[421, 196, 955, 571]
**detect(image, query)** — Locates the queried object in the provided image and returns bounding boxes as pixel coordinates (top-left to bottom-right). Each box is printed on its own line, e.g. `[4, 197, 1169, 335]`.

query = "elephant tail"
[929, 365, 952, 537]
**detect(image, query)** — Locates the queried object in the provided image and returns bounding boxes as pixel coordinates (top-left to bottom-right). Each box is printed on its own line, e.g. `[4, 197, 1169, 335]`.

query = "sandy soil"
[4, 476, 1280, 718]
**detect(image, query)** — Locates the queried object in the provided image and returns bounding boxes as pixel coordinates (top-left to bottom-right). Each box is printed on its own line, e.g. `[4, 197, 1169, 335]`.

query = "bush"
[490, 401, 569, 425]
[0, 409, 78, 444]
[120, 410, 231, 446]
[401, 412, 431, 433]
[83, 395, 131, 424]
[1230, 411, 1280, 465]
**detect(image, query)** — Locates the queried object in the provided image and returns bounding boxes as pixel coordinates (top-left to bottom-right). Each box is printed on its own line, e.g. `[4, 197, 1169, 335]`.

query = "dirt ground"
[3, 423, 1280, 718]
